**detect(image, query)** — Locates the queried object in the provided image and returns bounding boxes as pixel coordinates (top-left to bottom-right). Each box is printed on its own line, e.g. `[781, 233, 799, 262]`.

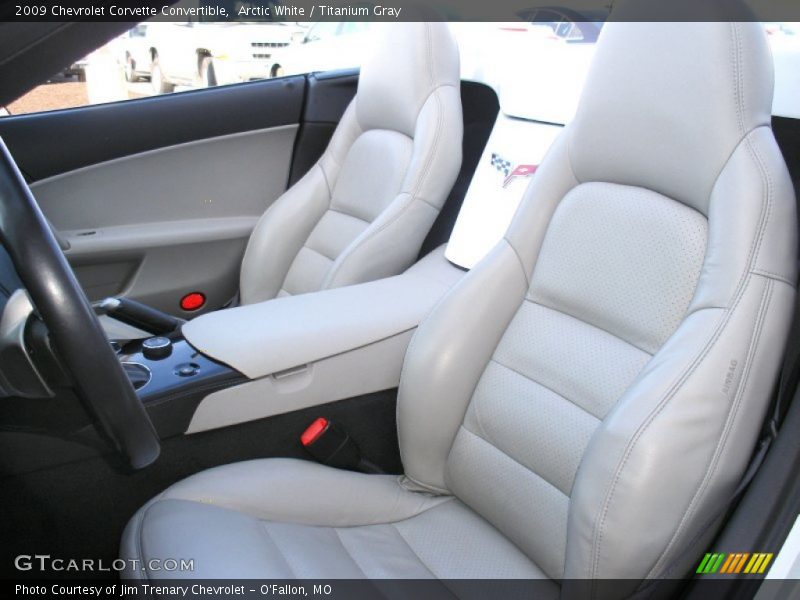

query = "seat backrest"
[398, 15, 797, 591]
[239, 23, 462, 304]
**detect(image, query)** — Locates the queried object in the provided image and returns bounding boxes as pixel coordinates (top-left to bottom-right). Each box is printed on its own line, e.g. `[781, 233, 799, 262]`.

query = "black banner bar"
[5, 578, 799, 600]
[0, 0, 799, 23]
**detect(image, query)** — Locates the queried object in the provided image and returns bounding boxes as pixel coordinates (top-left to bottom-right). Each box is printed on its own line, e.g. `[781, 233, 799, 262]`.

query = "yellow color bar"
[743, 553, 774, 574]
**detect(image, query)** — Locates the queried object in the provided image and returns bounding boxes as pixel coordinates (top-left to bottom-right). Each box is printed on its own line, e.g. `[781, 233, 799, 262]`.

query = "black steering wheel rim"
[0, 136, 160, 469]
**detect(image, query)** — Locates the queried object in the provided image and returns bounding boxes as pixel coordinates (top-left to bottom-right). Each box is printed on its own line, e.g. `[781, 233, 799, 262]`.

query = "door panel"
[0, 78, 306, 316]
[33, 126, 296, 231]
[60, 217, 257, 312]
[31, 123, 297, 314]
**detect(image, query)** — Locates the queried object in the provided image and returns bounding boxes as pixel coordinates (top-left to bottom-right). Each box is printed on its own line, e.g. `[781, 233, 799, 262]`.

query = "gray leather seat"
[238, 22, 462, 304]
[121, 18, 797, 593]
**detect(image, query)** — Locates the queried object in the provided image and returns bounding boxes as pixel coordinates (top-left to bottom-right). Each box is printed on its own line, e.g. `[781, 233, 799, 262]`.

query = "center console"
[116, 336, 245, 438]
[112, 247, 464, 438]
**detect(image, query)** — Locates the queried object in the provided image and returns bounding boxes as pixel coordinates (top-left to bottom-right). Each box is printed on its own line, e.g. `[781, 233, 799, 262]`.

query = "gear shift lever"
[94, 296, 185, 336]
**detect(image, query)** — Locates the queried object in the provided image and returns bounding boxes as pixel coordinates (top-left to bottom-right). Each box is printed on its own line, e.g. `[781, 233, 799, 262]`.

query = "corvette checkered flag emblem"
[491, 153, 538, 188]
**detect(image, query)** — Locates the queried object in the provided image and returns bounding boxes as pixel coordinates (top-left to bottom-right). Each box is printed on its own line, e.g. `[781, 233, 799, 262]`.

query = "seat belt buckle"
[300, 418, 382, 474]
[300, 418, 362, 471]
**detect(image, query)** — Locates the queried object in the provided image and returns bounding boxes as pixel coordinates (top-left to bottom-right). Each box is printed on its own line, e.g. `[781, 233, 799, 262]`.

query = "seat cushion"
[121, 459, 553, 585]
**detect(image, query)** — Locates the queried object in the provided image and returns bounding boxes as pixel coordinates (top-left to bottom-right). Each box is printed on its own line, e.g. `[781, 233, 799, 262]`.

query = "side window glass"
[3, 18, 307, 116]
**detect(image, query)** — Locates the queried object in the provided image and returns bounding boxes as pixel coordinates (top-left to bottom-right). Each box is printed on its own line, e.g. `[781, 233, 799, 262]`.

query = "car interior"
[1, 2, 800, 598]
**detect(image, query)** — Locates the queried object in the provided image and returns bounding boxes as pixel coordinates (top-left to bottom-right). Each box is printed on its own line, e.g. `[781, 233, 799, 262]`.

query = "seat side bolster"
[397, 133, 579, 492]
[238, 165, 330, 304]
[322, 87, 463, 291]
[239, 103, 362, 304]
[321, 192, 437, 290]
[565, 130, 798, 587]
[398, 241, 528, 492]
[565, 275, 794, 590]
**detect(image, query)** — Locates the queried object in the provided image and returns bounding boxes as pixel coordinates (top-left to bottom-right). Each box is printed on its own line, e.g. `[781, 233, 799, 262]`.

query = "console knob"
[142, 336, 172, 360]
[175, 362, 200, 377]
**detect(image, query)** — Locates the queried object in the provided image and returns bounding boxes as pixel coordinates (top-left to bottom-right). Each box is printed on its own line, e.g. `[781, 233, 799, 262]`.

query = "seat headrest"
[356, 22, 460, 138]
[569, 4, 773, 214]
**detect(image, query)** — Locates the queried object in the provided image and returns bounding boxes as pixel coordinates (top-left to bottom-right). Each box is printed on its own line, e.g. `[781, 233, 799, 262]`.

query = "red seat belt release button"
[301, 417, 330, 447]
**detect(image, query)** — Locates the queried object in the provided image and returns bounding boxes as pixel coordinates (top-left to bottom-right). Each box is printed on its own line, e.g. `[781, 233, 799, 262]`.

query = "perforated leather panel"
[446, 182, 709, 579]
[530, 183, 709, 354]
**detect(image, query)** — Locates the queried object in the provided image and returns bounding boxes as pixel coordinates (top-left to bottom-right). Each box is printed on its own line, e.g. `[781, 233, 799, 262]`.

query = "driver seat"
[121, 17, 797, 593]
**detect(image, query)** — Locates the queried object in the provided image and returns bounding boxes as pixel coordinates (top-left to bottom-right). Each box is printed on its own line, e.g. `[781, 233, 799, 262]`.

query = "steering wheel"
[0, 137, 160, 469]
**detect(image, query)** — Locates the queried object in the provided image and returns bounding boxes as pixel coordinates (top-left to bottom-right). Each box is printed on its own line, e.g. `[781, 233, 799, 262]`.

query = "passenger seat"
[239, 22, 463, 304]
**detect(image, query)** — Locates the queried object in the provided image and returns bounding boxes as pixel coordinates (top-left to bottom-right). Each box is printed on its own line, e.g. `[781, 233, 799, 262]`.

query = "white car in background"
[117, 23, 153, 82]
[269, 22, 371, 77]
[146, 21, 298, 92]
[768, 22, 800, 119]
[513, 6, 607, 42]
